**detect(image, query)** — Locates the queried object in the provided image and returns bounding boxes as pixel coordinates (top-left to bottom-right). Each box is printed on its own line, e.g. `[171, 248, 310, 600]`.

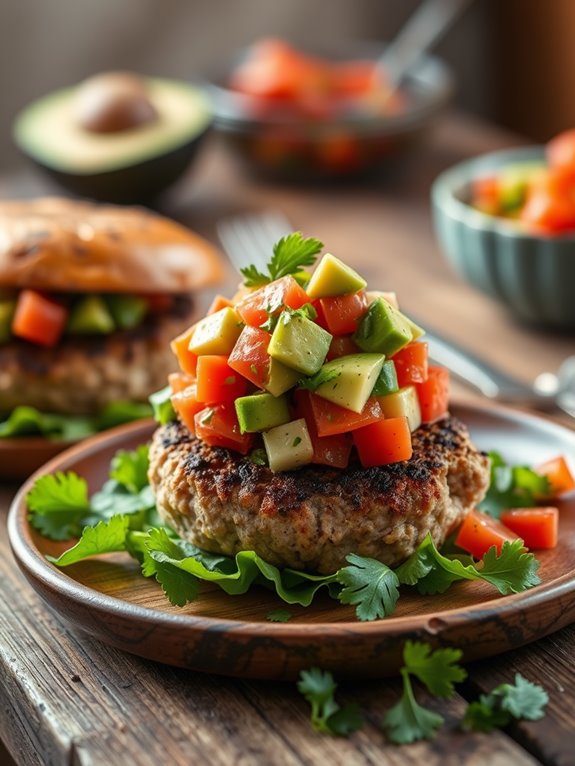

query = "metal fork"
[216, 210, 292, 273]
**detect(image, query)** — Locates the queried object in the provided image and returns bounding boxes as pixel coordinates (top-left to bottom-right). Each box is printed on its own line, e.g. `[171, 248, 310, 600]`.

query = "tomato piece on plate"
[318, 291, 367, 335]
[236, 276, 309, 328]
[171, 384, 204, 435]
[168, 371, 196, 394]
[500, 507, 558, 550]
[392, 341, 429, 386]
[455, 510, 520, 559]
[207, 294, 234, 315]
[293, 389, 353, 468]
[415, 366, 449, 423]
[228, 325, 271, 388]
[195, 355, 248, 404]
[326, 334, 361, 361]
[353, 416, 412, 467]
[170, 325, 198, 376]
[547, 128, 575, 171]
[302, 390, 382, 437]
[533, 455, 575, 497]
[194, 403, 254, 454]
[12, 289, 67, 347]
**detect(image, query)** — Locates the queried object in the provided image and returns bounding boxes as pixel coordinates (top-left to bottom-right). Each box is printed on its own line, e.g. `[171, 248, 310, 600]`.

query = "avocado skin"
[23, 126, 210, 205]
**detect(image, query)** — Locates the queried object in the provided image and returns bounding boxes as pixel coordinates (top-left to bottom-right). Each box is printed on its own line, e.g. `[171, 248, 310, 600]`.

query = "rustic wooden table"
[1, 111, 574, 766]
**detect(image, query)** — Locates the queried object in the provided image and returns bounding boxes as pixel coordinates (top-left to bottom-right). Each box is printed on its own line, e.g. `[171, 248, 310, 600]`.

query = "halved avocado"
[13, 73, 213, 204]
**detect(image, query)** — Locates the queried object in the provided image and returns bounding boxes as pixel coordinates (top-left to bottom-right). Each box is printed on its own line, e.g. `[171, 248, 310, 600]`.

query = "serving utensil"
[216, 210, 575, 419]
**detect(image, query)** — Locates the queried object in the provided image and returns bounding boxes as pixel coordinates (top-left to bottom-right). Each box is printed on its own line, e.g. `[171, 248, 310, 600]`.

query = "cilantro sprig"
[297, 668, 363, 736]
[240, 232, 323, 287]
[463, 673, 549, 732]
[480, 451, 551, 518]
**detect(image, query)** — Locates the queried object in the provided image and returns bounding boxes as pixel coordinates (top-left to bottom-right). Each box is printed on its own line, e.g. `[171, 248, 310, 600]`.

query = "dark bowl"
[13, 79, 213, 205]
[208, 42, 453, 182]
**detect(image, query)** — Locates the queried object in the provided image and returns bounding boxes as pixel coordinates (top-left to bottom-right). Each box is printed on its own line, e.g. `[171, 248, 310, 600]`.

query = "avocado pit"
[74, 72, 159, 134]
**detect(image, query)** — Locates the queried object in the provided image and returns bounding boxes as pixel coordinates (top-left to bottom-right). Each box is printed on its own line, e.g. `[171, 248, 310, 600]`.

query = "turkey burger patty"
[149, 414, 490, 574]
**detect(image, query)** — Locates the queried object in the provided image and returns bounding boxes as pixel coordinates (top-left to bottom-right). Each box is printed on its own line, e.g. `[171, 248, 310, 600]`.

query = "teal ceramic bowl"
[432, 146, 575, 329]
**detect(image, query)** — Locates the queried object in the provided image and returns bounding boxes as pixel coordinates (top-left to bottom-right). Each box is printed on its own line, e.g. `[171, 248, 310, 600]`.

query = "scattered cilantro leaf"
[403, 642, 467, 697]
[477, 539, 541, 594]
[480, 451, 550, 518]
[337, 554, 400, 621]
[27, 472, 90, 540]
[297, 668, 363, 736]
[240, 232, 323, 287]
[382, 668, 444, 744]
[266, 608, 293, 622]
[149, 385, 176, 425]
[153, 559, 201, 606]
[47, 516, 131, 566]
[463, 673, 548, 732]
[298, 367, 341, 392]
[110, 445, 150, 493]
[279, 303, 318, 325]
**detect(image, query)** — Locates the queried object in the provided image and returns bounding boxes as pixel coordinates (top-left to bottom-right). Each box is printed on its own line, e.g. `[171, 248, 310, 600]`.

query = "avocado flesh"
[314, 353, 385, 413]
[235, 393, 291, 433]
[306, 254, 367, 299]
[13, 79, 212, 174]
[376, 386, 422, 432]
[268, 313, 332, 376]
[189, 307, 242, 356]
[67, 295, 115, 334]
[262, 418, 314, 472]
[0, 300, 16, 343]
[371, 359, 399, 396]
[264, 358, 301, 397]
[354, 297, 414, 356]
[106, 294, 148, 330]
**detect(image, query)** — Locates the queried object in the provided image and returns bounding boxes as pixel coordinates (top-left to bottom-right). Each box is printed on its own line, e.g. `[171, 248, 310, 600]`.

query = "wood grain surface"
[1, 110, 574, 765]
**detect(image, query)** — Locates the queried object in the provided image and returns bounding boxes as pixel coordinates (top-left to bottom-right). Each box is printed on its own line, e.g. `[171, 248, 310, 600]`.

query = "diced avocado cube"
[262, 418, 314, 472]
[106, 294, 148, 330]
[306, 253, 367, 298]
[189, 307, 242, 356]
[353, 297, 413, 356]
[376, 386, 422, 432]
[371, 360, 399, 397]
[406, 317, 425, 341]
[235, 393, 291, 433]
[264, 358, 302, 397]
[67, 295, 115, 334]
[366, 290, 399, 309]
[0, 299, 16, 343]
[314, 353, 385, 413]
[267, 312, 332, 376]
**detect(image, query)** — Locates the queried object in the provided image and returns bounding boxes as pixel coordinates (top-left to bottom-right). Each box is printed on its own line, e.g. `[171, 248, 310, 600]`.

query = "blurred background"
[1, 0, 573, 171]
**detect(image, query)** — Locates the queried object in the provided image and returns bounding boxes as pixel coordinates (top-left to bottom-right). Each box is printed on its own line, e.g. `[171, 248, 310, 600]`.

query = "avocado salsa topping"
[158, 233, 449, 472]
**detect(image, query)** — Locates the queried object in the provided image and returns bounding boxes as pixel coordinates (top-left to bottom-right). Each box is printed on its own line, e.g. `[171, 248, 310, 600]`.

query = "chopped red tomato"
[318, 291, 367, 335]
[171, 384, 204, 434]
[533, 455, 575, 497]
[207, 294, 234, 315]
[12, 289, 67, 347]
[235, 275, 309, 328]
[455, 510, 520, 559]
[168, 371, 196, 394]
[229, 38, 313, 101]
[170, 325, 198, 376]
[500, 507, 558, 550]
[353, 416, 412, 467]
[415, 366, 449, 423]
[293, 389, 353, 467]
[471, 176, 501, 216]
[196, 355, 248, 404]
[318, 132, 362, 172]
[547, 129, 575, 171]
[299, 389, 383, 437]
[228, 325, 271, 387]
[392, 342, 429, 386]
[194, 404, 254, 454]
[326, 334, 361, 361]
[332, 60, 377, 97]
[520, 167, 575, 233]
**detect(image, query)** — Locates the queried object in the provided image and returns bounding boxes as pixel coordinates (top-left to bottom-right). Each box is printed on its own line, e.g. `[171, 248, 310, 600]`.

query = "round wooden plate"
[0, 436, 77, 481]
[8, 404, 575, 680]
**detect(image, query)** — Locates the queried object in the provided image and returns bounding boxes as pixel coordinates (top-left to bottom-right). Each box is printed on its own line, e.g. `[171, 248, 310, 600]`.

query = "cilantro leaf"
[266, 608, 293, 622]
[240, 232, 323, 287]
[27, 472, 90, 540]
[402, 641, 467, 697]
[110, 445, 150, 493]
[336, 554, 400, 621]
[297, 668, 363, 736]
[478, 539, 541, 595]
[480, 451, 551, 518]
[463, 673, 548, 732]
[382, 669, 444, 744]
[47, 516, 131, 566]
[149, 385, 177, 425]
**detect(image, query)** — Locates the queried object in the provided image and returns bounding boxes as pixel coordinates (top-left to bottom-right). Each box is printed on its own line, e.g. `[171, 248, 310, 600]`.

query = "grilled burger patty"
[0, 295, 195, 416]
[149, 414, 490, 574]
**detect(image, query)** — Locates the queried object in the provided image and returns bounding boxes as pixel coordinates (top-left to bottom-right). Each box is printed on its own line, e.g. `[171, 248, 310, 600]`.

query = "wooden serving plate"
[8, 404, 575, 680]
[0, 436, 77, 481]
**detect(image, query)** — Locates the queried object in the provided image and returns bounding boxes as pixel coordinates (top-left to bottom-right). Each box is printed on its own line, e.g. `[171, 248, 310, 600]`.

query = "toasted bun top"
[0, 197, 224, 293]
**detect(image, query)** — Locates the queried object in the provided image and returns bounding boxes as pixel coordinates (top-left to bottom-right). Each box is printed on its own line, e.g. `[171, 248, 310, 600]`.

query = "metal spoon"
[423, 327, 575, 418]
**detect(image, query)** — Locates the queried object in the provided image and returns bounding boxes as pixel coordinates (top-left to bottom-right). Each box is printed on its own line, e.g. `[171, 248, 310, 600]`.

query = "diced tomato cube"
[533, 455, 575, 497]
[207, 294, 234, 314]
[318, 291, 368, 335]
[455, 510, 520, 560]
[353, 416, 412, 467]
[196, 355, 248, 404]
[168, 371, 196, 394]
[171, 384, 204, 434]
[500, 507, 558, 550]
[298, 389, 382, 437]
[392, 342, 428, 386]
[415, 366, 449, 423]
[235, 276, 309, 328]
[170, 325, 198, 376]
[194, 403, 254, 454]
[228, 325, 271, 388]
[12, 289, 67, 347]
[293, 388, 353, 467]
[326, 335, 361, 361]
